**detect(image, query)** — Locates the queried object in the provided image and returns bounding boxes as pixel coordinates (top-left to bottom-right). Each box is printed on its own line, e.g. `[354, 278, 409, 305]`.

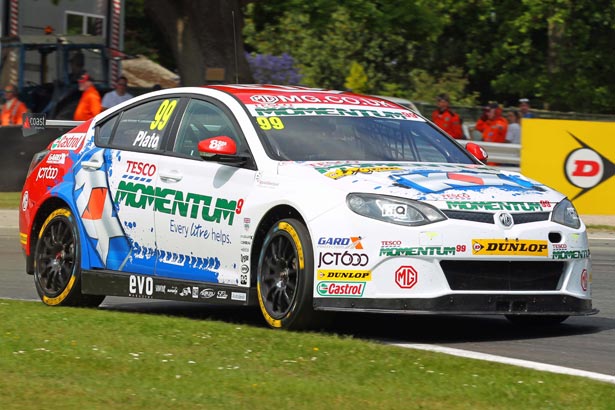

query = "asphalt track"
[2, 211, 614, 382]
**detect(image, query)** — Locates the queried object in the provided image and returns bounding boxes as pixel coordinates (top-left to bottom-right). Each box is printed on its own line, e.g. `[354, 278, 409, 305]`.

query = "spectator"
[74, 72, 102, 121]
[432, 93, 464, 139]
[1, 84, 28, 126]
[102, 76, 133, 110]
[518, 98, 535, 118]
[475, 102, 508, 143]
[505, 110, 521, 144]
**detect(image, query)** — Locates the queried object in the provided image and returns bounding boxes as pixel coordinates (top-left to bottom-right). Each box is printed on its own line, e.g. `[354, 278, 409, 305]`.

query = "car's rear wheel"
[33, 208, 105, 307]
[257, 219, 317, 330]
[505, 315, 569, 326]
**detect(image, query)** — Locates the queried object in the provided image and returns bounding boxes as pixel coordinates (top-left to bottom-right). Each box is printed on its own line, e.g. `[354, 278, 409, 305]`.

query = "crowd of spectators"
[431, 94, 536, 144]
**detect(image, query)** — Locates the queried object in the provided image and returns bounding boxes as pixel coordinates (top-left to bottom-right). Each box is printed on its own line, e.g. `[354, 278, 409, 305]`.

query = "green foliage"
[410, 67, 479, 106]
[242, 0, 615, 113]
[344, 62, 369, 93]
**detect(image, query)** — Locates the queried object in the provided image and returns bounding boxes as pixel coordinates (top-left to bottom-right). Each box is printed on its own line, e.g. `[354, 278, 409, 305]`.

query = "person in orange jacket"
[432, 93, 464, 139]
[1, 84, 28, 126]
[74, 72, 102, 121]
[475, 102, 508, 143]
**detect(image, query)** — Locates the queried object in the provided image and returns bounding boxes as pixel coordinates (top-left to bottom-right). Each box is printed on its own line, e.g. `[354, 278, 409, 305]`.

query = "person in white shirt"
[505, 110, 521, 144]
[102, 76, 133, 110]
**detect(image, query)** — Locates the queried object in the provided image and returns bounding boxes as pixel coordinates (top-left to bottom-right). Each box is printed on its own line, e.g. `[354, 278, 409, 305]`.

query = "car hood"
[277, 161, 565, 208]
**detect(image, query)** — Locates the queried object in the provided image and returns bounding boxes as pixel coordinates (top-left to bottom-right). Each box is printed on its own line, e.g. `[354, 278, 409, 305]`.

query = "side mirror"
[465, 142, 488, 163]
[198, 136, 247, 165]
[198, 136, 237, 156]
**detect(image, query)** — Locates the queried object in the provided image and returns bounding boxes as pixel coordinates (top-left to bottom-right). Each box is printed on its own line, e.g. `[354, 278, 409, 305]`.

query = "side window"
[110, 98, 179, 151]
[173, 99, 241, 157]
[95, 116, 118, 146]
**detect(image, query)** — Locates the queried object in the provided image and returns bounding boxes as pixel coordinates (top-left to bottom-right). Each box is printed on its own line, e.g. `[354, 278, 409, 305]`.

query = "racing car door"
[100, 96, 182, 274]
[154, 98, 256, 288]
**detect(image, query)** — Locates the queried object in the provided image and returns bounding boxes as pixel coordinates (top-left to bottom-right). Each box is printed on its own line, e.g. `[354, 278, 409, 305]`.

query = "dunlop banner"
[521, 119, 615, 214]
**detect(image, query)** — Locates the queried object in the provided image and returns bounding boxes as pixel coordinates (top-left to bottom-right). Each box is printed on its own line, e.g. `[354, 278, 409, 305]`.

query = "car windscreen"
[253, 113, 476, 164]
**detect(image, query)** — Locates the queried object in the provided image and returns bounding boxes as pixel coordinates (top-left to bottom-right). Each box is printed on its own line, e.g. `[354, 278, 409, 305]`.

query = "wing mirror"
[465, 142, 488, 163]
[198, 136, 248, 165]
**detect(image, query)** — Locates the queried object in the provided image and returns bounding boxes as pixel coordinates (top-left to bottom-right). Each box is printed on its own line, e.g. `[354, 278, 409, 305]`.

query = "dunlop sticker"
[317, 270, 371, 281]
[472, 239, 548, 256]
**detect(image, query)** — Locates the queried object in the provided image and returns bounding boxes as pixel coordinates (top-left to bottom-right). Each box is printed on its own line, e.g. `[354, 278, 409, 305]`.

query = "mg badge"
[496, 212, 514, 228]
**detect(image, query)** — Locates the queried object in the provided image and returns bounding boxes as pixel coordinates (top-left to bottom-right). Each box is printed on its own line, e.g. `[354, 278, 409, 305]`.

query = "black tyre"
[505, 315, 569, 326]
[257, 219, 317, 330]
[33, 208, 105, 307]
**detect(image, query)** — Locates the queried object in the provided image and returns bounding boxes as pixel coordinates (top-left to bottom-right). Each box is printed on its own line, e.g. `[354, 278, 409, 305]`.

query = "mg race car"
[19, 85, 596, 329]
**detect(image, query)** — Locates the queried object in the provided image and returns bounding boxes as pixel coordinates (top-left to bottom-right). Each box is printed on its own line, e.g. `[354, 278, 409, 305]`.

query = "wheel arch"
[250, 205, 307, 287]
[26, 195, 95, 274]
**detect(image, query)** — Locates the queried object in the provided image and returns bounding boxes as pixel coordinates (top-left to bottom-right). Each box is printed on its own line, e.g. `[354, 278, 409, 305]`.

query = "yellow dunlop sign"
[521, 119, 615, 214]
[317, 269, 372, 281]
[472, 239, 548, 256]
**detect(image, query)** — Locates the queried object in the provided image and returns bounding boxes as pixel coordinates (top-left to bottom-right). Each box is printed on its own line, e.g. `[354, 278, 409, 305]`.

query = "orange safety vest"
[475, 117, 508, 143]
[74, 86, 102, 121]
[432, 109, 463, 139]
[1, 99, 28, 125]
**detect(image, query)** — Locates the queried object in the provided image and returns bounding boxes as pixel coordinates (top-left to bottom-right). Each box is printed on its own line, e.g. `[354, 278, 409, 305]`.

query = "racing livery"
[19, 85, 595, 329]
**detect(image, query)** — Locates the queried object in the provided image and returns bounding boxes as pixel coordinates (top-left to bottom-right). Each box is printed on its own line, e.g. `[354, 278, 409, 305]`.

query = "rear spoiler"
[22, 113, 83, 137]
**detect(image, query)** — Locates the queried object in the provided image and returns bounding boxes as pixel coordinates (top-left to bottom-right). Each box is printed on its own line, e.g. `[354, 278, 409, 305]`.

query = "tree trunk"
[144, 0, 253, 86]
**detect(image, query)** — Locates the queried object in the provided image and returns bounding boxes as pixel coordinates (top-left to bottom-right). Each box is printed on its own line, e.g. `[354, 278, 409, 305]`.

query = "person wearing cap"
[518, 98, 535, 118]
[102, 75, 133, 110]
[1, 84, 28, 126]
[475, 102, 508, 143]
[432, 93, 464, 139]
[74, 72, 102, 121]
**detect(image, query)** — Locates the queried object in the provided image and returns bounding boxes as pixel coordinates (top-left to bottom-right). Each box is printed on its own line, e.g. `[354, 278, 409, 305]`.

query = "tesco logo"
[126, 160, 156, 176]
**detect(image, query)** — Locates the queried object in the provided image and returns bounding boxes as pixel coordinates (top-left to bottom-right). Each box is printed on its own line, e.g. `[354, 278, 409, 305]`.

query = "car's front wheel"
[33, 208, 105, 307]
[257, 219, 317, 330]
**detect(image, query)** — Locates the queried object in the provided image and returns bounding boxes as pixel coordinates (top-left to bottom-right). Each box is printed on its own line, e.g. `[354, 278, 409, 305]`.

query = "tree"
[143, 0, 253, 85]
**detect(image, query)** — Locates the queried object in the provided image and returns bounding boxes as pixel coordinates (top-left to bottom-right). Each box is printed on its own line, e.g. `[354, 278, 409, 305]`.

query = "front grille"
[442, 210, 494, 223]
[440, 260, 565, 291]
[513, 212, 550, 224]
[442, 210, 550, 225]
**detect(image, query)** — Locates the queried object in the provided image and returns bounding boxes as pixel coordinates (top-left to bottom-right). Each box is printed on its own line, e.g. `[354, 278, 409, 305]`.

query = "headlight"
[347, 193, 446, 226]
[551, 199, 581, 229]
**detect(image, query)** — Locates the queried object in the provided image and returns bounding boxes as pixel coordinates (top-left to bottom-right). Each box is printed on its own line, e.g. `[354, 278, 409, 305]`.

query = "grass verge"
[1, 299, 614, 410]
[0, 192, 21, 209]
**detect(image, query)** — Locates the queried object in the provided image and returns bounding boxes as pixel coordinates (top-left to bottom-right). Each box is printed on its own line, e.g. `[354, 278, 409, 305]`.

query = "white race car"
[19, 85, 595, 329]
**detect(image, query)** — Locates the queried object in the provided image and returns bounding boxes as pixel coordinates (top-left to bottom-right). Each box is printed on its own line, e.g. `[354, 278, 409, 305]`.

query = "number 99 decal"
[257, 116, 284, 130]
[150, 99, 178, 131]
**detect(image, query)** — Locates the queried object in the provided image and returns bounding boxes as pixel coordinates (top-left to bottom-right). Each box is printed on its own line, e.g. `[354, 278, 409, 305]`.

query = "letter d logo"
[565, 148, 603, 189]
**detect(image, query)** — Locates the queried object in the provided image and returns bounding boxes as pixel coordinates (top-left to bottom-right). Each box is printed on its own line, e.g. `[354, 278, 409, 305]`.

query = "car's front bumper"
[314, 293, 597, 316]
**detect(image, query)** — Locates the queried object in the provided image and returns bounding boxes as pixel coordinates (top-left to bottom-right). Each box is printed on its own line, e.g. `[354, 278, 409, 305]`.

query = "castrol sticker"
[51, 133, 86, 151]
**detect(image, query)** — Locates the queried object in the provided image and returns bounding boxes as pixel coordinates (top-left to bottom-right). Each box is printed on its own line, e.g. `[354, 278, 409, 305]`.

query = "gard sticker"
[114, 181, 241, 225]
[472, 239, 548, 256]
[316, 282, 365, 297]
[317, 270, 371, 281]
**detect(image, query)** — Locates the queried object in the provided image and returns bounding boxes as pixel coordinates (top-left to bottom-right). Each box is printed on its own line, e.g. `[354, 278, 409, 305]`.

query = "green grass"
[0, 299, 613, 410]
[0, 192, 21, 209]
